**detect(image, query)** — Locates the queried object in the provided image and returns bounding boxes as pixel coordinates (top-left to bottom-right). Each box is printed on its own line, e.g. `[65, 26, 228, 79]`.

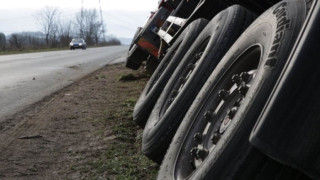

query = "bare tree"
[8, 33, 24, 50]
[35, 6, 60, 47]
[58, 19, 74, 47]
[76, 9, 105, 45]
[0, 32, 6, 51]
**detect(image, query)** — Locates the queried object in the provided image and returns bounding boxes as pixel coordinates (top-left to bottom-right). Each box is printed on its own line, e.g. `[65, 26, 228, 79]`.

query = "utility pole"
[99, 0, 106, 41]
[80, 0, 84, 38]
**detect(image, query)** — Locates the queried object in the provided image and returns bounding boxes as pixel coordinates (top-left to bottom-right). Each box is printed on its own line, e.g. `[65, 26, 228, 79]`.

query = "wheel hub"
[190, 70, 256, 169]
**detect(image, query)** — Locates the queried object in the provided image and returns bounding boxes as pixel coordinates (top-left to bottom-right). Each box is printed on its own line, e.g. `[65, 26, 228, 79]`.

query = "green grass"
[0, 47, 70, 55]
[80, 97, 158, 179]
[0, 45, 120, 55]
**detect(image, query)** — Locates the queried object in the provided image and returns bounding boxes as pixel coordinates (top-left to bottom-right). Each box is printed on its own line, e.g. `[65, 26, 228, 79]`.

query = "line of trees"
[0, 6, 121, 51]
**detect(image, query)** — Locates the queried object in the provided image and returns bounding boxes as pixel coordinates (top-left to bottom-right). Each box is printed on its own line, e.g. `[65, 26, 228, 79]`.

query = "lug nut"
[227, 107, 238, 119]
[168, 98, 175, 104]
[238, 84, 249, 95]
[195, 52, 203, 60]
[193, 132, 202, 143]
[190, 147, 198, 157]
[179, 77, 186, 83]
[211, 133, 221, 144]
[188, 63, 195, 70]
[204, 111, 215, 122]
[171, 90, 178, 97]
[231, 74, 241, 85]
[196, 148, 208, 159]
[240, 72, 251, 83]
[218, 89, 229, 101]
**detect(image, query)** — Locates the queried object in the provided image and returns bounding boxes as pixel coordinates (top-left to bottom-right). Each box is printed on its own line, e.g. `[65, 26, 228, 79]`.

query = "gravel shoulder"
[0, 63, 158, 179]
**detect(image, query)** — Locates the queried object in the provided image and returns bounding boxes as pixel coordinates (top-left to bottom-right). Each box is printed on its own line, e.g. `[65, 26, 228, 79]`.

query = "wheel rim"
[174, 45, 262, 179]
[159, 38, 210, 117]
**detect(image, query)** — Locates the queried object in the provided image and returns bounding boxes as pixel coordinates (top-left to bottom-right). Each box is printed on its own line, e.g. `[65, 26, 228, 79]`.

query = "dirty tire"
[145, 56, 160, 75]
[126, 45, 149, 70]
[133, 19, 209, 128]
[142, 5, 256, 163]
[157, 0, 310, 179]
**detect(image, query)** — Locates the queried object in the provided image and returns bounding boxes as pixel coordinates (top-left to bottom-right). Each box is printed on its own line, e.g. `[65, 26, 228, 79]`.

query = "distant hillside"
[119, 38, 133, 45]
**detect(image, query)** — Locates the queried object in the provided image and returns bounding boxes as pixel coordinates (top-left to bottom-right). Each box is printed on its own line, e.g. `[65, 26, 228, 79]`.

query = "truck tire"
[126, 44, 149, 70]
[142, 5, 256, 163]
[133, 18, 209, 127]
[157, 0, 309, 179]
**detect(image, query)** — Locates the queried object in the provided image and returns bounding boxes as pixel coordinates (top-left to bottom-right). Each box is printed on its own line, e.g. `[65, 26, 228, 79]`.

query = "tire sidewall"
[157, 0, 306, 179]
[133, 18, 209, 127]
[143, 5, 248, 152]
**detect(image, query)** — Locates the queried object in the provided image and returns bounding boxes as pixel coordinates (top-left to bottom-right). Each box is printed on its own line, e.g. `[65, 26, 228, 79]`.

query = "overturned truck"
[126, 0, 320, 179]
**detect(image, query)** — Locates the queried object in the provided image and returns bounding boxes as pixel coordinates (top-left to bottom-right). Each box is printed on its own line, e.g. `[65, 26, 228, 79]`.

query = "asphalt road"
[0, 46, 129, 121]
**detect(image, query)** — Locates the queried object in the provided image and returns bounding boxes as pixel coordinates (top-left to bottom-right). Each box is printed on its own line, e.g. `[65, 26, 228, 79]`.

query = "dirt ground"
[0, 63, 158, 180]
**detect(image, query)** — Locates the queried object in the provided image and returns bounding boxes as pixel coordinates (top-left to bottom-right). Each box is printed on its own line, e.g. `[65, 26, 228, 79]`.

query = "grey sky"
[0, 0, 159, 38]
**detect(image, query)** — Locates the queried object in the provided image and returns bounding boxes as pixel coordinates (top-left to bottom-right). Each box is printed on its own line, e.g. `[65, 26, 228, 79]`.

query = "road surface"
[0, 46, 129, 121]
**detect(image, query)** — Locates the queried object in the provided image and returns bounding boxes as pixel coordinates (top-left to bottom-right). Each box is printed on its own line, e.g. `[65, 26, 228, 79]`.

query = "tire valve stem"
[218, 89, 229, 101]
[193, 132, 202, 143]
[211, 133, 221, 144]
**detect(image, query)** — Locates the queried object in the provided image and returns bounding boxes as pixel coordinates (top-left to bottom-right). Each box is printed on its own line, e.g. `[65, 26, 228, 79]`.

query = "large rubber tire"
[133, 19, 209, 128]
[142, 5, 256, 163]
[126, 44, 149, 70]
[157, 0, 311, 179]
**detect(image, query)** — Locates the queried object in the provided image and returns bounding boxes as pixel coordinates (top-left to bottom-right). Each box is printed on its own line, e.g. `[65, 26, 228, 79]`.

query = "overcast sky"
[0, 0, 159, 39]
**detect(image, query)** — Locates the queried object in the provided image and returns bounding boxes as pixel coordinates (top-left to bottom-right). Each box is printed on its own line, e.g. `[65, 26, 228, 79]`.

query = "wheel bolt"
[171, 90, 178, 97]
[211, 133, 221, 144]
[193, 132, 202, 143]
[190, 147, 198, 157]
[231, 74, 241, 85]
[238, 84, 249, 95]
[179, 77, 186, 83]
[204, 111, 215, 122]
[234, 98, 243, 107]
[240, 72, 251, 83]
[227, 107, 238, 119]
[218, 89, 229, 101]
[188, 63, 195, 70]
[195, 52, 203, 60]
[196, 148, 208, 159]
[168, 98, 175, 104]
